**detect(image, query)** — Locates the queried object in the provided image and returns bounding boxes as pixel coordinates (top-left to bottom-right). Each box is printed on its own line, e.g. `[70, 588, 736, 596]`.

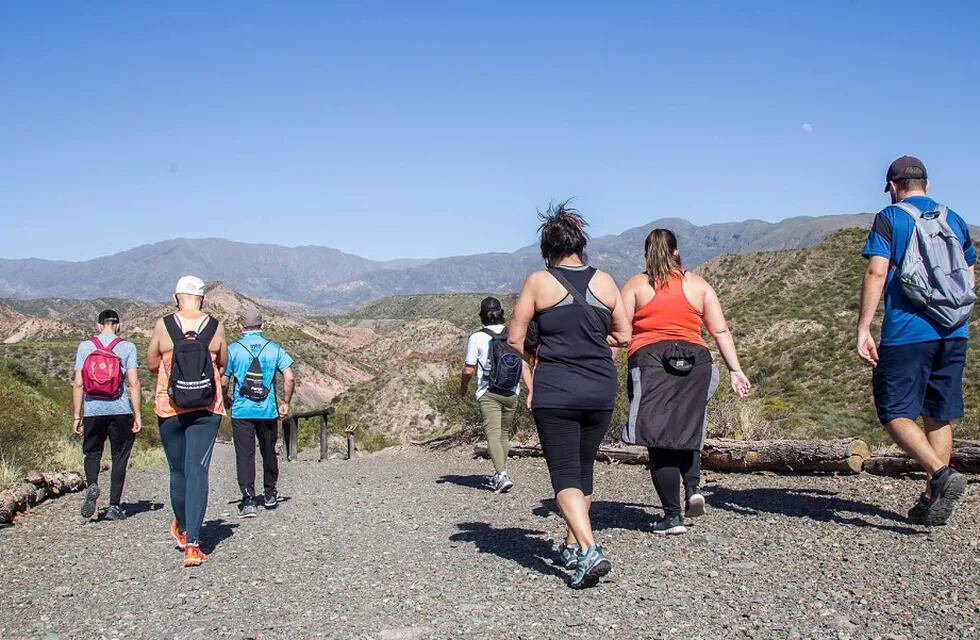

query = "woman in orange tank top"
[620, 229, 751, 535]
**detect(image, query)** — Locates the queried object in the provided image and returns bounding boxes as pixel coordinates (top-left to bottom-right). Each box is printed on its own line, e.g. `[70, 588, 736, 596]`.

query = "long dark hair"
[538, 200, 588, 267]
[644, 228, 682, 288]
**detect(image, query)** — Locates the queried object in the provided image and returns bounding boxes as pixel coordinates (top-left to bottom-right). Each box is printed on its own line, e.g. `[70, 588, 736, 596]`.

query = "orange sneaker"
[183, 543, 207, 567]
[170, 518, 187, 551]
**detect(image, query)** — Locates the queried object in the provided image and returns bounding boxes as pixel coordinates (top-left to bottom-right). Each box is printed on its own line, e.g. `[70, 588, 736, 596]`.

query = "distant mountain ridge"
[0, 214, 887, 309]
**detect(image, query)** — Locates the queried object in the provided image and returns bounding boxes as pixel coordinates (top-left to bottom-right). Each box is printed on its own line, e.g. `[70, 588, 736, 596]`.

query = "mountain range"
[0, 213, 884, 309]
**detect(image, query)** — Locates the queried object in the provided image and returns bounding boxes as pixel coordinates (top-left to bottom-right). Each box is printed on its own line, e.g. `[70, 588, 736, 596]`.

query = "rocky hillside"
[0, 213, 885, 309]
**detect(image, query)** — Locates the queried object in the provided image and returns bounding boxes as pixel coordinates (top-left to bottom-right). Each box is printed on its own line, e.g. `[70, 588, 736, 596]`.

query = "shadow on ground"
[533, 499, 658, 533]
[707, 487, 926, 535]
[437, 475, 488, 490]
[200, 519, 239, 554]
[122, 500, 164, 518]
[450, 522, 566, 578]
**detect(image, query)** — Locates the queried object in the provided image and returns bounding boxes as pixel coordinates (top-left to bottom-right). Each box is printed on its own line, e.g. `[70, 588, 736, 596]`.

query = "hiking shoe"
[651, 514, 687, 535]
[183, 543, 207, 567]
[569, 545, 611, 589]
[493, 473, 514, 494]
[908, 493, 930, 524]
[104, 505, 127, 521]
[170, 517, 187, 551]
[238, 498, 258, 519]
[685, 492, 706, 518]
[923, 467, 968, 526]
[263, 490, 278, 509]
[558, 541, 580, 569]
[80, 483, 100, 519]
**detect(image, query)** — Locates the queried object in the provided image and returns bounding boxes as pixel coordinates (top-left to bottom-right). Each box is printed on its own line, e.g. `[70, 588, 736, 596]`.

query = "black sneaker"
[651, 514, 687, 535]
[80, 483, 100, 519]
[908, 493, 930, 524]
[263, 490, 278, 509]
[923, 467, 968, 526]
[238, 498, 257, 519]
[104, 505, 127, 521]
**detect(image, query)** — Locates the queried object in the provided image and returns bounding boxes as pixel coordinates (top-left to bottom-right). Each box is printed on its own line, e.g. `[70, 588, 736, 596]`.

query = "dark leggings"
[82, 414, 136, 506]
[648, 448, 701, 516]
[232, 419, 280, 499]
[533, 408, 612, 495]
[159, 411, 221, 545]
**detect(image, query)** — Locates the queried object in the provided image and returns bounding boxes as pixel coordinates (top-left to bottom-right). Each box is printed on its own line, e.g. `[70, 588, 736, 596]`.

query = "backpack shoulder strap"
[106, 337, 124, 353]
[547, 267, 606, 336]
[196, 316, 219, 345]
[90, 336, 105, 350]
[164, 314, 186, 344]
[893, 202, 922, 219]
[480, 327, 497, 338]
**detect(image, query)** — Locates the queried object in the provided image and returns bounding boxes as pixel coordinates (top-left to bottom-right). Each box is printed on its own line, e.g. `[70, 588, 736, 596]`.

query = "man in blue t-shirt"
[857, 155, 975, 526]
[71, 309, 142, 521]
[221, 309, 295, 518]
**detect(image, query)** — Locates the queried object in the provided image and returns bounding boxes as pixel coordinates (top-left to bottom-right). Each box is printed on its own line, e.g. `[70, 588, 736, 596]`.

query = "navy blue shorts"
[872, 339, 968, 424]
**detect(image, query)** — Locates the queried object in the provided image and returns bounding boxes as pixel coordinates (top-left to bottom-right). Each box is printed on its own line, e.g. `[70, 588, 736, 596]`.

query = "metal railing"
[280, 408, 356, 461]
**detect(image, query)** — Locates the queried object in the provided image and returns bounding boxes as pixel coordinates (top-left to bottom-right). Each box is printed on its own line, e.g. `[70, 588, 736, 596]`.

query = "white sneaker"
[494, 472, 514, 494]
[685, 493, 706, 518]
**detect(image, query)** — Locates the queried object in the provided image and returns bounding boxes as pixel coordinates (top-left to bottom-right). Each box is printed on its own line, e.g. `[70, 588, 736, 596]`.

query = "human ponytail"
[644, 228, 682, 288]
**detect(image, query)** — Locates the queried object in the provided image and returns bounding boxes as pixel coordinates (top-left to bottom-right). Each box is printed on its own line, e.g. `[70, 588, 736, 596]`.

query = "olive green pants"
[478, 391, 519, 474]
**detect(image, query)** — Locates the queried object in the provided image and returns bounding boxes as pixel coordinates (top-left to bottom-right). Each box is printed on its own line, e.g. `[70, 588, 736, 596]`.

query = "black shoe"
[104, 505, 127, 521]
[263, 490, 278, 509]
[923, 467, 968, 526]
[908, 493, 930, 523]
[238, 498, 257, 519]
[80, 484, 100, 519]
[651, 514, 687, 535]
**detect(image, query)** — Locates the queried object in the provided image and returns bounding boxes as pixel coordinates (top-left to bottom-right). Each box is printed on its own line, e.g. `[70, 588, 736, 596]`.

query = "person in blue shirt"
[221, 308, 295, 518]
[858, 155, 975, 526]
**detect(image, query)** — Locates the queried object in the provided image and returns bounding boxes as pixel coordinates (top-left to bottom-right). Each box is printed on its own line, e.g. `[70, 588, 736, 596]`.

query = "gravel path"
[1, 443, 978, 640]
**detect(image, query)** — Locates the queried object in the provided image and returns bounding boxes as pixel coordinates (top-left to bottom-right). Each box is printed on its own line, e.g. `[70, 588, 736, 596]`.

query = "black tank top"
[531, 266, 618, 410]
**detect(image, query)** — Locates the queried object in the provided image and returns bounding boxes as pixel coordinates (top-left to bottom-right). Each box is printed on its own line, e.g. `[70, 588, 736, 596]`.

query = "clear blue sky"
[2, 1, 978, 262]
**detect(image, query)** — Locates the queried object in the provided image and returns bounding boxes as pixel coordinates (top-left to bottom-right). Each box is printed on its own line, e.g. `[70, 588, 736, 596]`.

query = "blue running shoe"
[558, 541, 580, 569]
[570, 545, 611, 589]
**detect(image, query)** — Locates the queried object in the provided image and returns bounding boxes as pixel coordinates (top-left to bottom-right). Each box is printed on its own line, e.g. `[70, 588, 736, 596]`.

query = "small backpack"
[81, 337, 125, 398]
[164, 314, 218, 409]
[480, 327, 523, 396]
[236, 340, 273, 402]
[894, 202, 977, 329]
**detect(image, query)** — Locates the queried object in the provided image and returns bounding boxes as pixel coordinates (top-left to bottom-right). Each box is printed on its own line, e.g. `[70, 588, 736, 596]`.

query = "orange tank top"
[628, 271, 707, 357]
[154, 314, 226, 418]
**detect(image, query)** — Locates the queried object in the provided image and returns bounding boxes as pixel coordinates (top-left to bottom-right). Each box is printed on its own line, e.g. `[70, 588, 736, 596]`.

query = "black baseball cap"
[885, 155, 928, 192]
[98, 309, 120, 324]
[480, 297, 503, 314]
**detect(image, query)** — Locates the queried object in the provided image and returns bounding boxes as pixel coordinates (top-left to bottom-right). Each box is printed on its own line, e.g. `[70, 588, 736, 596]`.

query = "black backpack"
[481, 327, 523, 396]
[164, 314, 218, 409]
[236, 340, 273, 402]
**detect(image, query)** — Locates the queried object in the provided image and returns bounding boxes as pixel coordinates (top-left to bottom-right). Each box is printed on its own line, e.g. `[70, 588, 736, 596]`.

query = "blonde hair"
[644, 228, 682, 288]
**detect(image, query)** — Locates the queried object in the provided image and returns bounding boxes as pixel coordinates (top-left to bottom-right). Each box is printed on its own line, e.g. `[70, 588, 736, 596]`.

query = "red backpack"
[81, 337, 125, 398]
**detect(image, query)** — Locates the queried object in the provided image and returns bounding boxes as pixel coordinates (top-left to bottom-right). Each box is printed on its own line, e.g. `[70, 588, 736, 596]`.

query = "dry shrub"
[708, 394, 780, 441]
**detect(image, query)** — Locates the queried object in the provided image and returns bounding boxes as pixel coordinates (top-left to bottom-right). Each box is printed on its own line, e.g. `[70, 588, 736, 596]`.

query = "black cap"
[98, 309, 120, 324]
[885, 155, 928, 192]
[480, 297, 503, 314]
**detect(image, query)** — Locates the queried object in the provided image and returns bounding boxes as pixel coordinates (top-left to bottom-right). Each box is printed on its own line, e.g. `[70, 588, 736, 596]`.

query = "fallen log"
[0, 470, 87, 526]
[863, 440, 980, 476]
[475, 438, 871, 474]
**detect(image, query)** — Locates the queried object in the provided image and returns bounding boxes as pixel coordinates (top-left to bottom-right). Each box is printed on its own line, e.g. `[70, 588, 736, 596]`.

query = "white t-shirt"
[464, 325, 521, 398]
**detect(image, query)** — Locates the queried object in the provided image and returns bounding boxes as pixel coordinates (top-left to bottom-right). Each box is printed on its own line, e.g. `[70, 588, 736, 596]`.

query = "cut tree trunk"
[474, 438, 871, 474]
[863, 440, 980, 476]
[0, 470, 87, 526]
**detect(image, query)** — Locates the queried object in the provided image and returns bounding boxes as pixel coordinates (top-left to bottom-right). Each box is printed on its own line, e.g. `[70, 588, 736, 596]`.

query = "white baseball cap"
[174, 275, 206, 297]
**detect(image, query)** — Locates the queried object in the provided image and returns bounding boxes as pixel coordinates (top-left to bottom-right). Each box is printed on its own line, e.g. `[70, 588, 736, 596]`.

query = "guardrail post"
[345, 414, 354, 460]
[282, 418, 299, 462]
[318, 413, 330, 462]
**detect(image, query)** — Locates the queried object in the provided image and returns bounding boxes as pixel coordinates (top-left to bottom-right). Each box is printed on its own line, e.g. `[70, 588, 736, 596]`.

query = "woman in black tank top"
[506, 202, 631, 589]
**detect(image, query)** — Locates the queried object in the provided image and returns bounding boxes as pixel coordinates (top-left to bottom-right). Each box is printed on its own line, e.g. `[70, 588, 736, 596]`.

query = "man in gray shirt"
[72, 309, 142, 521]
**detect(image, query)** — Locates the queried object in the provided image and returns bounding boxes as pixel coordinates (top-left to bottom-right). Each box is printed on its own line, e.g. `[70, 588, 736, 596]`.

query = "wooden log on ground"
[0, 470, 87, 527]
[475, 438, 871, 474]
[702, 438, 870, 474]
[864, 440, 980, 476]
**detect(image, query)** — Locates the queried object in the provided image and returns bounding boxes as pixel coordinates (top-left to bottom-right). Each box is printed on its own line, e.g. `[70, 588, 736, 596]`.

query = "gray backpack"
[894, 201, 977, 329]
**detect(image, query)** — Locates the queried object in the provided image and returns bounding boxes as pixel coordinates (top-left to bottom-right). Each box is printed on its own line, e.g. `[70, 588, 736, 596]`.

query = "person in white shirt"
[459, 297, 527, 493]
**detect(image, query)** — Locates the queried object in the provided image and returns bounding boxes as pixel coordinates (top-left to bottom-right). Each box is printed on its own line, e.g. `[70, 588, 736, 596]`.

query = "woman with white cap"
[147, 275, 228, 567]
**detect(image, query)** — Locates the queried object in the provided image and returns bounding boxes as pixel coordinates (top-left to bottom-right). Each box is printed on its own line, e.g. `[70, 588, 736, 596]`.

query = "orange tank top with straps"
[154, 313, 226, 418]
[628, 270, 707, 357]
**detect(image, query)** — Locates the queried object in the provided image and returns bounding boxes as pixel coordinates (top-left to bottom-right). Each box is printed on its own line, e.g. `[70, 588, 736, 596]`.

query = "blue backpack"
[480, 328, 522, 396]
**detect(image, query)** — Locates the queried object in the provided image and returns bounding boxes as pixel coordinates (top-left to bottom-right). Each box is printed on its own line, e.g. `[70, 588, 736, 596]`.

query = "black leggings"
[82, 414, 136, 506]
[648, 448, 701, 517]
[533, 408, 612, 495]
